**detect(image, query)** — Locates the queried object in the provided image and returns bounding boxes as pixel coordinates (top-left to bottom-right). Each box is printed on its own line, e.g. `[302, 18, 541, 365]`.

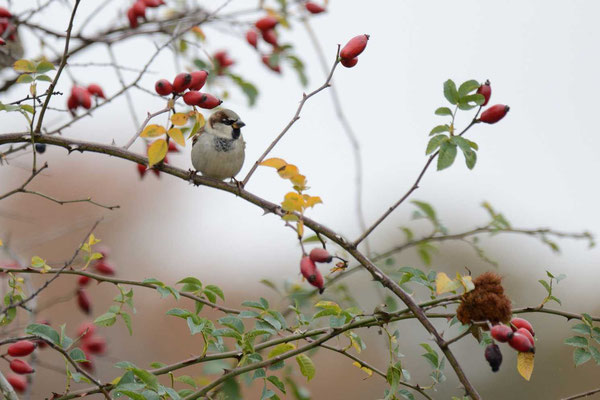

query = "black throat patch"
[232, 128, 241, 140]
[213, 136, 234, 152]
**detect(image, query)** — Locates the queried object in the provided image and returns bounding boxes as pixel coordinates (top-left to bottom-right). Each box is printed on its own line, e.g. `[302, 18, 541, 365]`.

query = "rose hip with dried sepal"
[255, 16, 278, 31]
[93, 260, 115, 276]
[183, 91, 204, 106]
[516, 327, 535, 348]
[305, 2, 326, 14]
[197, 93, 222, 109]
[340, 57, 358, 68]
[477, 80, 491, 106]
[490, 324, 513, 343]
[6, 374, 26, 393]
[511, 317, 535, 336]
[155, 79, 173, 96]
[189, 70, 208, 91]
[10, 359, 34, 375]
[214, 50, 235, 68]
[7, 340, 36, 357]
[508, 332, 534, 353]
[246, 30, 259, 48]
[172, 72, 193, 93]
[83, 336, 106, 355]
[300, 256, 324, 293]
[87, 84, 105, 99]
[309, 248, 333, 263]
[479, 104, 509, 124]
[340, 34, 369, 60]
[484, 343, 503, 372]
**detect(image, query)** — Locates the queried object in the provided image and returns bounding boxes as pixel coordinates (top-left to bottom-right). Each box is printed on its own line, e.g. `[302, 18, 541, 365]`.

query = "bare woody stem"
[241, 46, 341, 187]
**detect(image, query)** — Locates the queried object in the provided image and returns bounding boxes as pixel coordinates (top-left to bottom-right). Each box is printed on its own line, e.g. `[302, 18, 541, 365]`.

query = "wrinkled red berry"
[477, 80, 491, 106]
[94, 260, 115, 276]
[172, 73, 193, 93]
[77, 288, 91, 315]
[155, 79, 173, 96]
[479, 104, 509, 124]
[246, 30, 258, 48]
[6, 374, 26, 393]
[484, 343, 502, 372]
[340, 57, 358, 68]
[183, 90, 204, 106]
[261, 29, 278, 47]
[83, 336, 106, 355]
[77, 322, 96, 340]
[255, 16, 278, 31]
[508, 332, 534, 353]
[87, 84, 105, 99]
[300, 256, 324, 293]
[189, 70, 208, 91]
[261, 55, 281, 73]
[309, 248, 332, 263]
[7, 340, 36, 357]
[10, 359, 34, 375]
[511, 317, 534, 336]
[340, 34, 369, 60]
[490, 324, 513, 343]
[127, 8, 139, 28]
[305, 2, 326, 14]
[197, 93, 222, 109]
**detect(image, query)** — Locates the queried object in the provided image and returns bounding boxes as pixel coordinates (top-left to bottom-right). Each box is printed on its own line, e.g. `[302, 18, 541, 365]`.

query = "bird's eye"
[223, 119, 234, 125]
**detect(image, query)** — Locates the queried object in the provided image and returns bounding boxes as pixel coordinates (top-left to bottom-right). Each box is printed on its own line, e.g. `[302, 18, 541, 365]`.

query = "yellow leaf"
[171, 113, 189, 126]
[282, 213, 298, 222]
[147, 139, 168, 167]
[88, 233, 100, 245]
[191, 26, 205, 40]
[13, 59, 36, 73]
[303, 195, 322, 208]
[291, 174, 307, 189]
[260, 158, 287, 169]
[0, 239, 3, 246]
[167, 128, 186, 146]
[297, 220, 304, 238]
[111, 376, 121, 385]
[436, 272, 460, 294]
[195, 111, 205, 129]
[457, 274, 474, 292]
[517, 351, 534, 381]
[141, 124, 167, 138]
[278, 164, 299, 179]
[281, 192, 304, 213]
[352, 362, 373, 377]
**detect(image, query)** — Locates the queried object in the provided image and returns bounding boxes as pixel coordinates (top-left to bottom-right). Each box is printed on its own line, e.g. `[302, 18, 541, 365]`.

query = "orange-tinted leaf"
[517, 351, 534, 381]
[303, 195, 322, 208]
[281, 192, 304, 213]
[352, 361, 373, 377]
[148, 139, 168, 166]
[278, 164, 299, 179]
[260, 158, 287, 169]
[291, 174, 307, 188]
[191, 26, 205, 40]
[167, 128, 185, 146]
[141, 124, 167, 138]
[171, 113, 189, 126]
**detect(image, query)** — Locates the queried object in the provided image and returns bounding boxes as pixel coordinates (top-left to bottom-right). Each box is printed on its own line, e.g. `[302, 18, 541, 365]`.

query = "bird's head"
[206, 109, 245, 140]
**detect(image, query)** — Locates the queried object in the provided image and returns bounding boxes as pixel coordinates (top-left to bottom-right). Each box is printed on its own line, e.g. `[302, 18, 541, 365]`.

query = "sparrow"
[191, 109, 246, 180]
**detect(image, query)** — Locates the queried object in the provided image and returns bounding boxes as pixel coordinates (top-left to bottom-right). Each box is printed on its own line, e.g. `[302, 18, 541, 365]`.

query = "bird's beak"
[232, 121, 245, 129]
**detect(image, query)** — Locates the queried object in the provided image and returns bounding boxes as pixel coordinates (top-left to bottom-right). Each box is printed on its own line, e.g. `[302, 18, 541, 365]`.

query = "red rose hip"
[511, 317, 534, 336]
[516, 327, 535, 347]
[127, 8, 139, 28]
[479, 104, 509, 124]
[172, 73, 193, 93]
[189, 70, 208, 91]
[132, 1, 147, 18]
[309, 248, 333, 263]
[340, 34, 369, 60]
[300, 256, 324, 293]
[77, 322, 96, 340]
[155, 79, 173, 96]
[0, 7, 12, 18]
[490, 324, 513, 343]
[340, 57, 358, 68]
[10, 359, 34, 375]
[305, 2, 326, 14]
[87, 84, 105, 99]
[477, 80, 491, 106]
[255, 16, 278, 31]
[508, 332, 534, 353]
[77, 288, 92, 314]
[7, 340, 36, 357]
[6, 374, 26, 393]
[246, 30, 259, 48]
[83, 336, 107, 355]
[261, 29, 278, 47]
[94, 260, 115, 275]
[197, 93, 222, 109]
[183, 91, 204, 106]
[261, 55, 281, 73]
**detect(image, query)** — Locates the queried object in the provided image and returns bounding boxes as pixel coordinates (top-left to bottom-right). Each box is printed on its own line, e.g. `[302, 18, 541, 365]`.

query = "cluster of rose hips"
[213, 50, 235, 76]
[245, 15, 284, 73]
[155, 70, 222, 109]
[4, 339, 37, 393]
[339, 34, 370, 68]
[485, 317, 535, 372]
[136, 141, 179, 179]
[0, 7, 17, 46]
[127, 0, 165, 29]
[476, 80, 510, 124]
[67, 84, 105, 114]
[300, 248, 335, 293]
[76, 246, 115, 315]
[76, 322, 107, 372]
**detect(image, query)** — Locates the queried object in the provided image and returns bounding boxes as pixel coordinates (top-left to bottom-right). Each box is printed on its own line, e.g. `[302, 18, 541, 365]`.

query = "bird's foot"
[188, 169, 200, 186]
[229, 177, 244, 195]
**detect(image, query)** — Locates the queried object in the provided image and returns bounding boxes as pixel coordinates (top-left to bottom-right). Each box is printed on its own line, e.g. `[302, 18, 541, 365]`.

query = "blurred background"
[1, 0, 599, 399]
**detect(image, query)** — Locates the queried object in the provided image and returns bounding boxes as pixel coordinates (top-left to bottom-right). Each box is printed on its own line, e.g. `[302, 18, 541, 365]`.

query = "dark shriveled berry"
[35, 143, 46, 154]
[485, 343, 503, 372]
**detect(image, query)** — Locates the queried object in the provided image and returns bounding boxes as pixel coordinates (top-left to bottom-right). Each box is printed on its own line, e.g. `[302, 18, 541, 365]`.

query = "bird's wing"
[191, 124, 206, 146]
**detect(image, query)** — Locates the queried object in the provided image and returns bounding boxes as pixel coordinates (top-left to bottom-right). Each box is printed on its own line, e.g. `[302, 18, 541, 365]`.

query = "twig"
[562, 387, 600, 400]
[0, 370, 19, 400]
[19, 189, 120, 210]
[241, 46, 341, 187]
[123, 106, 170, 150]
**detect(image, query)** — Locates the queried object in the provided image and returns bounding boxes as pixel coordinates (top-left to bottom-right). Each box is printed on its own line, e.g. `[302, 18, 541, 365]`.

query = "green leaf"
[242, 301, 266, 310]
[114, 390, 146, 400]
[187, 316, 206, 335]
[94, 312, 117, 327]
[16, 74, 34, 84]
[20, 104, 34, 114]
[69, 348, 87, 362]
[589, 346, 600, 364]
[205, 285, 225, 300]
[426, 135, 447, 155]
[177, 277, 202, 287]
[121, 312, 133, 335]
[434, 107, 453, 116]
[219, 316, 244, 333]
[549, 295, 562, 305]
[564, 336, 589, 347]
[451, 136, 477, 169]
[239, 310, 260, 318]
[143, 278, 164, 286]
[429, 124, 450, 136]
[35, 60, 55, 74]
[286, 54, 308, 87]
[25, 323, 60, 345]
[443, 79, 458, 105]
[574, 347, 592, 366]
[212, 328, 242, 340]
[268, 343, 296, 358]
[295, 354, 315, 381]
[458, 80, 480, 97]
[166, 308, 191, 319]
[175, 375, 198, 388]
[437, 141, 457, 170]
[71, 372, 91, 383]
[267, 376, 286, 394]
[411, 201, 437, 221]
[131, 368, 159, 391]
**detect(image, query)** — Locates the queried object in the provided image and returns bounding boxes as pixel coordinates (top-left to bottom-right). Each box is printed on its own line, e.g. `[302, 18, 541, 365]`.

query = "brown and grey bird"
[191, 109, 246, 180]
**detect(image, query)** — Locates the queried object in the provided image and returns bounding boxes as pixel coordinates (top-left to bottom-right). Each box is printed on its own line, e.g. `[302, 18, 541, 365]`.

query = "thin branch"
[19, 189, 120, 210]
[562, 387, 600, 400]
[0, 370, 19, 400]
[241, 46, 341, 187]
[123, 106, 170, 150]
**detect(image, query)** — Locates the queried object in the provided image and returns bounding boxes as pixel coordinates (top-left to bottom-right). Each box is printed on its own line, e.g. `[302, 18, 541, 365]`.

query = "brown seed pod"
[456, 272, 512, 327]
